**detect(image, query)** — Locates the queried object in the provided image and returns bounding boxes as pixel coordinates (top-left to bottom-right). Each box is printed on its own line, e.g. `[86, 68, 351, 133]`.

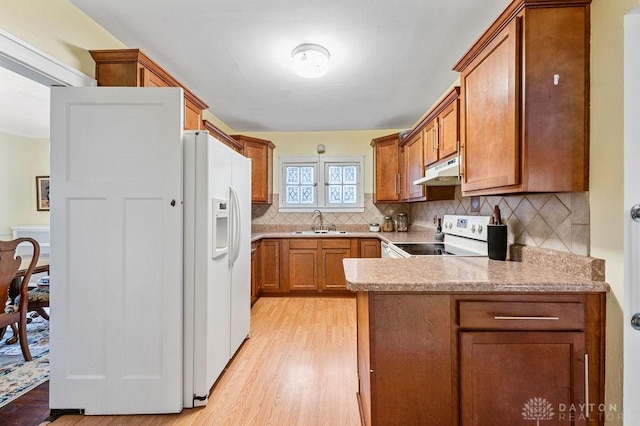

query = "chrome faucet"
[312, 209, 324, 232]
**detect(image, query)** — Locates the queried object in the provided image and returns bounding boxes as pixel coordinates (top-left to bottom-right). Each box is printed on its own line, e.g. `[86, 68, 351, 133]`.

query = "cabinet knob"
[631, 313, 640, 330]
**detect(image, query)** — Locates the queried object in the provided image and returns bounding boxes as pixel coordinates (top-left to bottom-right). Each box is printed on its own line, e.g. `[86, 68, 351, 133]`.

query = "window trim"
[279, 155, 365, 213]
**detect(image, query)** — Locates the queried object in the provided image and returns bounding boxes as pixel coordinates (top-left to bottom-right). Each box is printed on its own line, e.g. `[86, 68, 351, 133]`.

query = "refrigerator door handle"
[229, 185, 241, 266]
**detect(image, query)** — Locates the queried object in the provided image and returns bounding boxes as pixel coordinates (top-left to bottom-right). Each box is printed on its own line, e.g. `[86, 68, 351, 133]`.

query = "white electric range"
[381, 215, 491, 258]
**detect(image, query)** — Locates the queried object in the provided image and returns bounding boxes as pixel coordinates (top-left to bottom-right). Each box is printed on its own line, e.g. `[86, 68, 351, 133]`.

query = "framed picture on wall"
[36, 176, 50, 211]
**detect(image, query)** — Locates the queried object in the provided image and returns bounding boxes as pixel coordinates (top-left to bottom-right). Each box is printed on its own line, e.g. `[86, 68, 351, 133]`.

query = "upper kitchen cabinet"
[454, 0, 590, 196]
[90, 49, 208, 131]
[397, 120, 456, 203]
[420, 87, 460, 167]
[400, 131, 426, 202]
[231, 135, 275, 204]
[371, 133, 401, 203]
[202, 120, 243, 153]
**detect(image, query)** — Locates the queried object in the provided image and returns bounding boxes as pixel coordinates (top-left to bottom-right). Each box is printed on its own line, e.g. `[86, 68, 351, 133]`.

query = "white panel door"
[50, 87, 184, 414]
[625, 8, 640, 423]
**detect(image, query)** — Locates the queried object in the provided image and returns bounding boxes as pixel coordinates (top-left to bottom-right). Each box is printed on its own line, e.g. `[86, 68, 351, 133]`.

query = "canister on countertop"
[382, 216, 395, 232]
[396, 213, 408, 232]
[369, 223, 380, 232]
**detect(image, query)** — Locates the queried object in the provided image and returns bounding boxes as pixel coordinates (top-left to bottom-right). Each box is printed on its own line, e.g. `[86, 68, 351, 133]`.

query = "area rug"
[0, 314, 49, 408]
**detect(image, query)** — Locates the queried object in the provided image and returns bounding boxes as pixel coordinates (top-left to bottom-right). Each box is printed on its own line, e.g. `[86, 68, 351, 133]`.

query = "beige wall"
[590, 0, 640, 422]
[0, 133, 50, 237]
[0, 0, 125, 77]
[242, 130, 402, 194]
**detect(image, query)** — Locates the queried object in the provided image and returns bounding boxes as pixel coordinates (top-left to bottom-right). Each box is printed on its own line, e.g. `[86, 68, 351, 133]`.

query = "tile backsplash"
[251, 194, 410, 232]
[252, 188, 590, 256]
[410, 188, 590, 256]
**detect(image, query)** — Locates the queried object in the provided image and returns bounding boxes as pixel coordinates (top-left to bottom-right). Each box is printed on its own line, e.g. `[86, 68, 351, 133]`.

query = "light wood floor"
[50, 297, 361, 426]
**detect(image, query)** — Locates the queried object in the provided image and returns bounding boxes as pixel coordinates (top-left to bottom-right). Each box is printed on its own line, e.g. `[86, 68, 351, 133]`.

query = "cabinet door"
[423, 119, 438, 167]
[461, 18, 520, 192]
[403, 133, 425, 201]
[359, 239, 381, 258]
[289, 249, 318, 290]
[460, 331, 586, 426]
[243, 140, 273, 204]
[371, 294, 452, 425]
[250, 242, 260, 305]
[260, 240, 280, 291]
[320, 243, 351, 291]
[372, 136, 400, 203]
[438, 98, 459, 159]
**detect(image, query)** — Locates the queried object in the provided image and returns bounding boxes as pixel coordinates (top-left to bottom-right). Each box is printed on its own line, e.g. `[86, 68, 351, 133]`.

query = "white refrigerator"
[183, 131, 251, 408]
[49, 87, 251, 414]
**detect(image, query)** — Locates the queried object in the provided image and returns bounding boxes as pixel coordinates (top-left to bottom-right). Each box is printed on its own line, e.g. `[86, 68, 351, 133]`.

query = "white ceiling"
[1, 0, 511, 137]
[68, 0, 511, 132]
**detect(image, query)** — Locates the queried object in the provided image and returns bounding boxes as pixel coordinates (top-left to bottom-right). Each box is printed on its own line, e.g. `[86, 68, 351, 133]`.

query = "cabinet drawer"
[458, 301, 585, 330]
[321, 239, 352, 249]
[289, 239, 319, 249]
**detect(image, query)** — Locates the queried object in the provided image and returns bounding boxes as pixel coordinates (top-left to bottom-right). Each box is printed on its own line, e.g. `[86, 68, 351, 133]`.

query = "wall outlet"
[470, 196, 481, 212]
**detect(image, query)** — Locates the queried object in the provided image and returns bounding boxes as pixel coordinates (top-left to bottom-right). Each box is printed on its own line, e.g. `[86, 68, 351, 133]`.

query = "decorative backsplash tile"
[252, 189, 590, 255]
[410, 188, 590, 256]
[252, 194, 410, 232]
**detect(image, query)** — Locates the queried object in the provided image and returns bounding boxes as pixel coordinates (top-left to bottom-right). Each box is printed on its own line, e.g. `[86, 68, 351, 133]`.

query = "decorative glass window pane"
[286, 167, 300, 184]
[280, 156, 362, 211]
[301, 186, 314, 203]
[343, 185, 356, 203]
[286, 186, 300, 203]
[343, 166, 357, 184]
[329, 185, 342, 203]
[301, 167, 314, 184]
[328, 166, 342, 184]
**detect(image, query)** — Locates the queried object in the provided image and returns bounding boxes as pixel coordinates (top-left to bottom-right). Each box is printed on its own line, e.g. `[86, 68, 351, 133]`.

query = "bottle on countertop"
[382, 216, 395, 232]
[436, 218, 442, 234]
[396, 213, 408, 232]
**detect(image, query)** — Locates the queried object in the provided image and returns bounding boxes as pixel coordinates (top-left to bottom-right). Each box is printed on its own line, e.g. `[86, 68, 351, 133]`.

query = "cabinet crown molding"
[90, 48, 208, 109]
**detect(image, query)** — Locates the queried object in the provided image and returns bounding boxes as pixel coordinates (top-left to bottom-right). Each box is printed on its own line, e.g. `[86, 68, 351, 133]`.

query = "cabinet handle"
[493, 316, 560, 320]
[584, 353, 589, 418]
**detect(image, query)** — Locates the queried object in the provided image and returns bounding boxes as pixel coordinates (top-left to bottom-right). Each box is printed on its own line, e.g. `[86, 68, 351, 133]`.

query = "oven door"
[381, 241, 409, 258]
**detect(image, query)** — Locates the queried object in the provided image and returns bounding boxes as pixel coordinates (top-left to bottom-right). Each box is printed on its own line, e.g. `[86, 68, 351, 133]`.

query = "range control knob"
[477, 224, 483, 234]
[471, 224, 477, 233]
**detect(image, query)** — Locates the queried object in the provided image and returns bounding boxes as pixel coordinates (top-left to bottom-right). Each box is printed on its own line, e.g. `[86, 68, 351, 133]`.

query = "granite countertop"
[251, 229, 438, 243]
[342, 257, 609, 293]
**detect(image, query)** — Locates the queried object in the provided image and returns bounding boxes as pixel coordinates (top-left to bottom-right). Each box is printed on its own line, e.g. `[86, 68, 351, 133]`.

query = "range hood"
[413, 156, 461, 186]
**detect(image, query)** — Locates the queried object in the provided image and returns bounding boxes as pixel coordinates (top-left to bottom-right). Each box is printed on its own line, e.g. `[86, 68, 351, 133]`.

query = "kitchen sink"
[291, 230, 349, 235]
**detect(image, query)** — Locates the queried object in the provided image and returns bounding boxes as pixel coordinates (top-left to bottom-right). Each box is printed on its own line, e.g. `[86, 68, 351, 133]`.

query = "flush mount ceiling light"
[291, 44, 330, 79]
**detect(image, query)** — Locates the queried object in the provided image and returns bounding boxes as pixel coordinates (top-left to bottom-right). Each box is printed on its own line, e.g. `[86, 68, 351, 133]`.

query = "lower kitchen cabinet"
[259, 237, 371, 295]
[359, 239, 381, 258]
[250, 241, 261, 305]
[283, 238, 357, 293]
[260, 239, 281, 292]
[320, 239, 354, 291]
[356, 292, 605, 426]
[287, 239, 319, 291]
[460, 331, 585, 425]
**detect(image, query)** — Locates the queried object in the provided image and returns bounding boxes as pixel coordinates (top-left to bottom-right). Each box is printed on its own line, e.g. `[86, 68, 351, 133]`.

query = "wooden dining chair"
[0, 237, 40, 361]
